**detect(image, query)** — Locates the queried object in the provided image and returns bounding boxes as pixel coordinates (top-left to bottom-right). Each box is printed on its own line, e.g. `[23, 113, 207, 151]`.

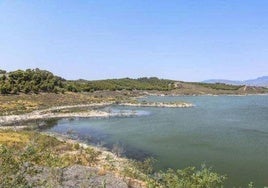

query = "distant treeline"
[67, 77, 173, 92]
[191, 82, 242, 90]
[0, 69, 174, 94]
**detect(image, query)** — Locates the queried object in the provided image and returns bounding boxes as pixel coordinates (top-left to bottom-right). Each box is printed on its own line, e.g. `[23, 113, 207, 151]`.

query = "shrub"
[154, 165, 226, 188]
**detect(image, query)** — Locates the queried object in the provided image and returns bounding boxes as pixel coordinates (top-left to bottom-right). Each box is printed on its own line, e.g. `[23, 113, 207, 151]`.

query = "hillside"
[0, 69, 175, 94]
[67, 77, 174, 92]
[1, 68, 268, 95]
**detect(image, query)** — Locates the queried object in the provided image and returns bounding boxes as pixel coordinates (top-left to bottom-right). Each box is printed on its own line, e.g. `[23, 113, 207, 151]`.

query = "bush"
[0, 145, 30, 187]
[154, 165, 226, 188]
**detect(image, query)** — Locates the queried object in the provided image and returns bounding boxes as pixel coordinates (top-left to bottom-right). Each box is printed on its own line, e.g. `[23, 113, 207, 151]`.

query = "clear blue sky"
[0, 1, 267, 81]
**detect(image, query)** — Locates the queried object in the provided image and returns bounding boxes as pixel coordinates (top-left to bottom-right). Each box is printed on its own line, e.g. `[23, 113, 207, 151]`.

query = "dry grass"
[0, 129, 148, 187]
[0, 92, 116, 115]
[0, 131, 30, 147]
[0, 130, 145, 176]
[0, 130, 101, 167]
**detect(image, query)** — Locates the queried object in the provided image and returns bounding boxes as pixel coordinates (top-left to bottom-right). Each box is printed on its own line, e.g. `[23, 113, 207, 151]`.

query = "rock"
[26, 165, 129, 188]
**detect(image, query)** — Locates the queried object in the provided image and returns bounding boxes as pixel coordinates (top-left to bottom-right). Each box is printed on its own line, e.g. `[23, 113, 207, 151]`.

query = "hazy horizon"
[1, 1, 268, 82]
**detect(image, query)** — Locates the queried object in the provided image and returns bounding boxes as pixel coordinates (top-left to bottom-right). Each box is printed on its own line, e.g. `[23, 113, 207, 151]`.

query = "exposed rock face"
[26, 165, 130, 188]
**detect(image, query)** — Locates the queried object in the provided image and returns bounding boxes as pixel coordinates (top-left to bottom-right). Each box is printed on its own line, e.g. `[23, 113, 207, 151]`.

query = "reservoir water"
[44, 95, 268, 187]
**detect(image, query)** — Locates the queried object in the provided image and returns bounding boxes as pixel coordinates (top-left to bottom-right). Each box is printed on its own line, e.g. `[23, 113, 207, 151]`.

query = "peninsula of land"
[0, 101, 193, 126]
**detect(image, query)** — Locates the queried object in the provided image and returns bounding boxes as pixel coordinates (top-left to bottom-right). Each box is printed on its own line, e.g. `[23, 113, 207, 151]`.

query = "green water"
[46, 95, 268, 187]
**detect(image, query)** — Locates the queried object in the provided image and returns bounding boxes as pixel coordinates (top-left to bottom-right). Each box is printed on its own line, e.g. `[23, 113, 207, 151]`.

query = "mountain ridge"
[203, 76, 268, 87]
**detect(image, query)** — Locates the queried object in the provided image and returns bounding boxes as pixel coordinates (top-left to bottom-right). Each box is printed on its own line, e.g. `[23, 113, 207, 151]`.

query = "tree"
[0, 75, 7, 81]
[0, 83, 11, 94]
[0, 69, 67, 95]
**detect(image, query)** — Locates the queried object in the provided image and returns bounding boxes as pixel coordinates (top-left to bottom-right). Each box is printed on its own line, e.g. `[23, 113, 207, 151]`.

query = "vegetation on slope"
[0, 129, 227, 188]
[0, 92, 117, 115]
[0, 130, 102, 187]
[0, 69, 65, 94]
[1, 68, 268, 95]
[87, 77, 173, 91]
[0, 69, 174, 94]
[191, 82, 243, 91]
[65, 77, 174, 92]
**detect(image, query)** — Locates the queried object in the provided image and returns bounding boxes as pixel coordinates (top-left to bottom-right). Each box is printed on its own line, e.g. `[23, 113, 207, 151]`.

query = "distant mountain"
[202, 79, 242, 85]
[244, 76, 268, 87]
[203, 76, 268, 87]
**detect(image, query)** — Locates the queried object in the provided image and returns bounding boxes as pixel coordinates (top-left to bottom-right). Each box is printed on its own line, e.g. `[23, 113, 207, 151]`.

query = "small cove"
[42, 95, 268, 187]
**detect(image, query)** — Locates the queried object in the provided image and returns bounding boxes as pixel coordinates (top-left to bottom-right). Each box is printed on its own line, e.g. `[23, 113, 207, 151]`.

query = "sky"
[0, 1, 267, 81]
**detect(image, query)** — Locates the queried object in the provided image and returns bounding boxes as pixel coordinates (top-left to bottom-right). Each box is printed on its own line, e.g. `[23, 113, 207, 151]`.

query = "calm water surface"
[44, 95, 268, 187]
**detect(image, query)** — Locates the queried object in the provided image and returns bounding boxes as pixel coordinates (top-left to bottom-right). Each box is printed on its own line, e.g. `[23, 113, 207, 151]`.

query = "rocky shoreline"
[38, 132, 146, 188]
[0, 101, 193, 126]
[0, 129, 146, 188]
[0, 103, 133, 126]
[119, 102, 194, 108]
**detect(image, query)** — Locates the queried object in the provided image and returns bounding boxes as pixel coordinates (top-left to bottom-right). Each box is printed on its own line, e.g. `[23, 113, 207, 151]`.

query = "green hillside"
[1, 68, 267, 95]
[0, 69, 174, 94]
[67, 77, 174, 92]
